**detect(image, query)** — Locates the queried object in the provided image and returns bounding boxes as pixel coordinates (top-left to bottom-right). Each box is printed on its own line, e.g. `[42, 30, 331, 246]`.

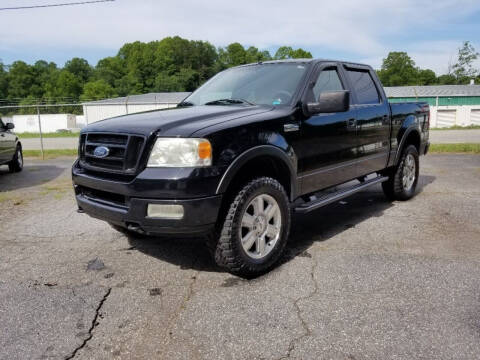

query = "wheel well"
[223, 156, 292, 201]
[403, 130, 420, 153]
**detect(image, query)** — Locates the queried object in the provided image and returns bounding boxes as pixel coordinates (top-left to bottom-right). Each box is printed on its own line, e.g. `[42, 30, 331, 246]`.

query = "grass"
[431, 125, 480, 130]
[18, 132, 79, 138]
[23, 149, 78, 158]
[429, 143, 480, 154]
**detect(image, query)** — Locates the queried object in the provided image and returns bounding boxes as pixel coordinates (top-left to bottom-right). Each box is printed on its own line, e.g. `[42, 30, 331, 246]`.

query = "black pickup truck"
[73, 59, 429, 276]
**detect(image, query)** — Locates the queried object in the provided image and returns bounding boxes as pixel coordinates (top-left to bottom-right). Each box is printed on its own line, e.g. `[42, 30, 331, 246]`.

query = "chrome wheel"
[239, 194, 282, 259]
[402, 153, 416, 191]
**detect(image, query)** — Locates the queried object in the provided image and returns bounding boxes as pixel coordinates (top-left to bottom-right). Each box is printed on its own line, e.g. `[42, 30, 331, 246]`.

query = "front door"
[295, 64, 359, 195]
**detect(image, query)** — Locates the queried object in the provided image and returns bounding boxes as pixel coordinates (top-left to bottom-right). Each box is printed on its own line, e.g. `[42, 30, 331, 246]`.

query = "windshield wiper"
[204, 98, 255, 106]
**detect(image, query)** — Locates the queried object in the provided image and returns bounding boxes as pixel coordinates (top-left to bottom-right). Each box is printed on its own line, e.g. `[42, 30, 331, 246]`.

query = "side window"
[0, 119, 4, 131]
[346, 69, 380, 105]
[312, 68, 344, 100]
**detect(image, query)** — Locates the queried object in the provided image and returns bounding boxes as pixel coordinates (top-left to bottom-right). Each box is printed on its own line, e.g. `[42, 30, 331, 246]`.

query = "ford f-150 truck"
[73, 59, 429, 276]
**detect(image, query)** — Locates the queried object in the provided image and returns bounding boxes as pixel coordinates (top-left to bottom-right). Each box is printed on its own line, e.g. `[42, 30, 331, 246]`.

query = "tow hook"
[127, 223, 146, 235]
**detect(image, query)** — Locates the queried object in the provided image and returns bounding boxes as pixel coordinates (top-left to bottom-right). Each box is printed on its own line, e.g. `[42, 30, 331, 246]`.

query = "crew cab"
[72, 59, 429, 276]
[0, 119, 23, 173]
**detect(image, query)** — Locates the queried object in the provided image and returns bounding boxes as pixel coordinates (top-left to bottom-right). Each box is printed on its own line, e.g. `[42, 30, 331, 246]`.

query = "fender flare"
[215, 145, 298, 201]
[394, 122, 421, 166]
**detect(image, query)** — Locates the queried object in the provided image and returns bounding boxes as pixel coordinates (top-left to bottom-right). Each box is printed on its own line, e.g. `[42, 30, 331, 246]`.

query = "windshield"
[184, 63, 308, 106]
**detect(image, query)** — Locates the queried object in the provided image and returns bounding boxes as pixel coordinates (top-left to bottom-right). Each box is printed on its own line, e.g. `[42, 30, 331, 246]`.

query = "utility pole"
[37, 105, 44, 160]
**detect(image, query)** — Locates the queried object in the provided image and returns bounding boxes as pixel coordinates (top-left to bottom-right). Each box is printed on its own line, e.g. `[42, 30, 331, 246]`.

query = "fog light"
[147, 204, 184, 219]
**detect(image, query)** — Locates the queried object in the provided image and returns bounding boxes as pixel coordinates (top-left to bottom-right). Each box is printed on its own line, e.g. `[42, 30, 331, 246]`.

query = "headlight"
[147, 138, 212, 167]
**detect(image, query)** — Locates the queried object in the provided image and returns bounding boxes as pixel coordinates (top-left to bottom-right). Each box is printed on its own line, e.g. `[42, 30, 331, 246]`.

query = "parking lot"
[1, 154, 479, 360]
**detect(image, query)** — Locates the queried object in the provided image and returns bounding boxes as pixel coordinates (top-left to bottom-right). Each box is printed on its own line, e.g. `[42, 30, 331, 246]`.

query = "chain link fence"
[0, 100, 179, 159]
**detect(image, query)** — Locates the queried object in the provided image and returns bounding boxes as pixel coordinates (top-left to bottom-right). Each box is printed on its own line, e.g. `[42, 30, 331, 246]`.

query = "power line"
[0, 0, 115, 11]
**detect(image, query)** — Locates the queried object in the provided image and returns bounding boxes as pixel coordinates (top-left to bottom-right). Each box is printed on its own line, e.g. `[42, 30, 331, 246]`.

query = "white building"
[385, 85, 480, 128]
[11, 114, 78, 133]
[82, 92, 191, 124]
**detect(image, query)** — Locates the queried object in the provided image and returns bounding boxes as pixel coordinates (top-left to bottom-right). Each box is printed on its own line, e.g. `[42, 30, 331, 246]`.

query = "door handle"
[347, 118, 357, 128]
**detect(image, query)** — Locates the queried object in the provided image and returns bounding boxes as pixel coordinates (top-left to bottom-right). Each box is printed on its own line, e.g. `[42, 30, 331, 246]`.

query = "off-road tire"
[208, 177, 291, 277]
[382, 145, 419, 201]
[8, 145, 23, 173]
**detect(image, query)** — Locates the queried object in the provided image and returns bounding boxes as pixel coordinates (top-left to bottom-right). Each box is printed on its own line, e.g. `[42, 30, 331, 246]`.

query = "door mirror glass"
[307, 90, 350, 114]
[5, 122, 15, 130]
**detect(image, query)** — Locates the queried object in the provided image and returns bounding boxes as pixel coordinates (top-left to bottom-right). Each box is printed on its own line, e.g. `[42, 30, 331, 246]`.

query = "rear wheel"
[382, 144, 419, 201]
[209, 177, 291, 277]
[8, 145, 23, 173]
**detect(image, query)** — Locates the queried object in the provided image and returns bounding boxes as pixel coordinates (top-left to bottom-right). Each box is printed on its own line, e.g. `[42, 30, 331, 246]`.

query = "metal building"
[82, 92, 191, 124]
[385, 85, 480, 128]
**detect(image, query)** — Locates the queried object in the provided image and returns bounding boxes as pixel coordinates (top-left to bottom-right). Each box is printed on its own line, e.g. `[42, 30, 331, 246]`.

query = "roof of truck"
[243, 58, 372, 68]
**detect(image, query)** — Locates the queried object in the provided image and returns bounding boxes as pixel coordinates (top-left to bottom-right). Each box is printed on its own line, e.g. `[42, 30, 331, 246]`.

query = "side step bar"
[294, 176, 388, 214]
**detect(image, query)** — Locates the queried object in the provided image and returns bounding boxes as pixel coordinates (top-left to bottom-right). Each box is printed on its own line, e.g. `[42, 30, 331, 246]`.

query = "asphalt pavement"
[0, 154, 479, 359]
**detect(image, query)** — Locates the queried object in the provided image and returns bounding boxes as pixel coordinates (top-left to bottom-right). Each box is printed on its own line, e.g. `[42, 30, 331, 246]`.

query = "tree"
[377, 52, 419, 86]
[0, 61, 8, 100]
[450, 41, 479, 83]
[218, 43, 247, 67]
[81, 79, 116, 101]
[45, 70, 82, 102]
[417, 69, 437, 85]
[437, 74, 456, 85]
[64, 58, 92, 83]
[7, 61, 36, 100]
[274, 46, 312, 60]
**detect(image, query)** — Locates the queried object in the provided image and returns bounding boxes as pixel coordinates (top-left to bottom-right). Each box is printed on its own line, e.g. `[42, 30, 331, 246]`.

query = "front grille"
[79, 132, 146, 174]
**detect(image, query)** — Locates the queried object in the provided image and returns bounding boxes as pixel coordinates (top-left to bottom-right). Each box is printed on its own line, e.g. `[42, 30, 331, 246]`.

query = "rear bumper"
[75, 190, 222, 236]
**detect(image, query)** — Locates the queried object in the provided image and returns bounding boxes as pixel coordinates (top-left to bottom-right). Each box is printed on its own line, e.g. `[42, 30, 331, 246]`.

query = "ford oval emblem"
[93, 146, 110, 158]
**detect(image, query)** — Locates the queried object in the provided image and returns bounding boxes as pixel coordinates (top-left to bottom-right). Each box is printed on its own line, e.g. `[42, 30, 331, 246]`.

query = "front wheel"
[382, 144, 419, 201]
[8, 145, 23, 173]
[210, 177, 291, 277]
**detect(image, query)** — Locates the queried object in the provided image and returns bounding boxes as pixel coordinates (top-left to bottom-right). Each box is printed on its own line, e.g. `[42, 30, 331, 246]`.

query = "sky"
[1, 0, 480, 75]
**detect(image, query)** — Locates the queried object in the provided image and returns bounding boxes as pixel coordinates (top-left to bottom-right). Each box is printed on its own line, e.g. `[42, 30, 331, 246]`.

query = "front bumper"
[72, 160, 223, 236]
[75, 190, 222, 236]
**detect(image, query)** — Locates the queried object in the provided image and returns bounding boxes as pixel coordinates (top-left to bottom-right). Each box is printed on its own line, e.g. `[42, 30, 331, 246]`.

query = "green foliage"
[437, 74, 457, 85]
[81, 79, 116, 101]
[64, 57, 92, 83]
[451, 41, 479, 82]
[0, 61, 8, 99]
[1, 37, 478, 110]
[274, 46, 312, 60]
[377, 52, 419, 86]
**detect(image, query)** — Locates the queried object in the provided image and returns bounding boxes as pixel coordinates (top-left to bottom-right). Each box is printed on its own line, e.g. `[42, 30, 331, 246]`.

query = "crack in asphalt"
[279, 255, 319, 360]
[65, 287, 112, 360]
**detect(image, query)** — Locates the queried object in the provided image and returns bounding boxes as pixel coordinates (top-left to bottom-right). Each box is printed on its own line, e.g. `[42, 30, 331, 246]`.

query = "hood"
[82, 105, 273, 137]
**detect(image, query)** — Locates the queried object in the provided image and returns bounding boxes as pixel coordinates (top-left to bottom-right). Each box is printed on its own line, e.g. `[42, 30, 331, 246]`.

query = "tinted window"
[312, 69, 344, 100]
[346, 69, 380, 104]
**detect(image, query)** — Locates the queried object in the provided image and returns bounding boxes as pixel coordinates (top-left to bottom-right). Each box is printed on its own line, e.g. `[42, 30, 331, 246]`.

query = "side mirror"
[306, 90, 350, 114]
[5, 122, 15, 130]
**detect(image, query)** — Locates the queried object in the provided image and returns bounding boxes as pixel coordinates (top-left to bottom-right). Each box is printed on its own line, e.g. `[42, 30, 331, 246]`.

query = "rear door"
[342, 65, 390, 176]
[297, 63, 359, 194]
